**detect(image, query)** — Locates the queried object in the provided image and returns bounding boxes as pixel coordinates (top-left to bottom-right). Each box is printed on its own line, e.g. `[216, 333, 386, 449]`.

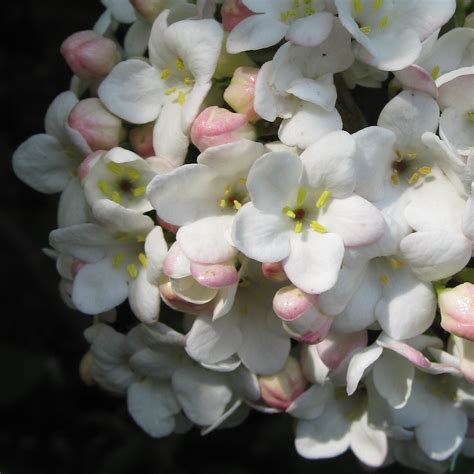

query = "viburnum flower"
[226, 0, 335, 53]
[335, 0, 456, 71]
[232, 131, 385, 294]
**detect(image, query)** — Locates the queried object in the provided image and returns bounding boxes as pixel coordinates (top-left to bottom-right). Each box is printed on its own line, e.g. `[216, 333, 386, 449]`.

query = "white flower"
[232, 131, 385, 294]
[335, 0, 456, 71]
[226, 0, 334, 53]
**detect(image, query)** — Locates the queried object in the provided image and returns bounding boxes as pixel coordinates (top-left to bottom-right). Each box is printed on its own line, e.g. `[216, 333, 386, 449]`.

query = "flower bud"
[273, 285, 317, 321]
[68, 99, 126, 151]
[258, 356, 306, 410]
[262, 262, 287, 282]
[159, 280, 212, 316]
[190, 261, 239, 289]
[129, 122, 155, 158]
[283, 306, 334, 344]
[224, 67, 259, 122]
[130, 0, 165, 22]
[190, 106, 256, 152]
[439, 283, 474, 341]
[221, 0, 254, 32]
[79, 352, 95, 386]
[61, 31, 118, 81]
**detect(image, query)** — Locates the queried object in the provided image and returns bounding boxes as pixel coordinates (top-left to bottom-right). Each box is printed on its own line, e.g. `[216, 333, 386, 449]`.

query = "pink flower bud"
[262, 262, 287, 282]
[78, 150, 105, 182]
[273, 285, 317, 321]
[190, 261, 239, 289]
[129, 122, 155, 157]
[258, 356, 306, 410]
[221, 0, 254, 32]
[283, 306, 334, 344]
[68, 99, 126, 151]
[439, 283, 474, 341]
[190, 106, 256, 152]
[130, 0, 164, 22]
[224, 67, 259, 121]
[61, 31, 118, 81]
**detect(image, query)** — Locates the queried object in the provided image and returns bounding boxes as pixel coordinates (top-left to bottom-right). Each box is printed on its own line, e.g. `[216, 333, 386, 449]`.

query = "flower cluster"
[13, 0, 474, 470]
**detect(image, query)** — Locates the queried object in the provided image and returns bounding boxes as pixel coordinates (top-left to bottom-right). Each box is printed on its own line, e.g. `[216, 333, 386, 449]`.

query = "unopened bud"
[439, 283, 474, 341]
[61, 30, 118, 81]
[224, 67, 259, 122]
[130, 0, 166, 22]
[190, 261, 239, 289]
[273, 285, 317, 321]
[129, 122, 155, 157]
[190, 106, 256, 152]
[221, 0, 254, 32]
[258, 356, 306, 410]
[68, 99, 126, 151]
[262, 262, 287, 282]
[283, 306, 334, 344]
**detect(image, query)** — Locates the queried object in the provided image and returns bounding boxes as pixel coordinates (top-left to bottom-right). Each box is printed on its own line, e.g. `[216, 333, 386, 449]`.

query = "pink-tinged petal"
[316, 331, 368, 371]
[273, 285, 318, 322]
[163, 242, 191, 279]
[221, 0, 254, 32]
[440, 283, 474, 341]
[376, 336, 431, 369]
[232, 203, 292, 263]
[78, 150, 104, 183]
[346, 344, 383, 395]
[282, 305, 334, 344]
[177, 215, 237, 264]
[286, 12, 334, 47]
[190, 261, 239, 289]
[283, 231, 344, 294]
[261, 262, 287, 282]
[319, 196, 385, 248]
[394, 65, 438, 99]
[156, 217, 180, 234]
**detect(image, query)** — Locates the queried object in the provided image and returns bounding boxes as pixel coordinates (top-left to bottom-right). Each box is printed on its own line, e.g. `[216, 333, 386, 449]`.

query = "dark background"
[1, 1, 471, 473]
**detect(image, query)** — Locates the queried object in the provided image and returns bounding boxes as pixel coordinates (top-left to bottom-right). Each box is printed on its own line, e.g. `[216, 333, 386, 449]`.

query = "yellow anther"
[238, 178, 247, 186]
[395, 149, 404, 161]
[133, 186, 146, 197]
[468, 111, 474, 122]
[165, 87, 176, 96]
[282, 206, 296, 219]
[127, 263, 138, 279]
[297, 187, 308, 207]
[305, 6, 315, 15]
[373, 0, 383, 9]
[378, 15, 389, 28]
[160, 68, 171, 80]
[391, 171, 399, 186]
[280, 11, 288, 22]
[406, 152, 418, 160]
[224, 185, 232, 196]
[111, 191, 121, 204]
[184, 77, 193, 86]
[233, 200, 242, 210]
[178, 90, 186, 106]
[113, 232, 128, 241]
[124, 167, 140, 181]
[418, 166, 431, 175]
[113, 253, 124, 267]
[389, 257, 403, 270]
[98, 180, 111, 196]
[294, 221, 303, 233]
[138, 252, 147, 268]
[408, 172, 420, 184]
[316, 190, 331, 209]
[107, 162, 122, 175]
[352, 0, 363, 14]
[380, 273, 389, 286]
[175, 58, 185, 71]
[135, 234, 145, 243]
[293, 0, 300, 7]
[287, 9, 297, 17]
[359, 25, 372, 34]
[310, 220, 327, 233]
[431, 65, 440, 80]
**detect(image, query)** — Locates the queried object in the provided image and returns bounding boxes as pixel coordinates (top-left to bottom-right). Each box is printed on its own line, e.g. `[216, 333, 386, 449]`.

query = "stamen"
[111, 191, 121, 204]
[107, 162, 121, 175]
[310, 220, 327, 233]
[395, 149, 404, 161]
[233, 200, 242, 210]
[378, 15, 389, 28]
[135, 234, 145, 243]
[373, 0, 383, 9]
[138, 252, 148, 268]
[391, 171, 399, 186]
[431, 65, 440, 80]
[468, 111, 474, 122]
[224, 185, 232, 196]
[316, 190, 331, 209]
[220, 199, 227, 208]
[282, 206, 296, 219]
[160, 68, 171, 80]
[297, 187, 308, 207]
[352, 0, 363, 14]
[418, 166, 431, 175]
[165, 87, 176, 96]
[178, 90, 186, 106]
[127, 263, 138, 279]
[359, 25, 372, 34]
[294, 221, 303, 233]
[238, 178, 247, 186]
[184, 77, 193, 86]
[293, 0, 300, 7]
[113, 253, 124, 267]
[98, 180, 111, 196]
[380, 273, 389, 285]
[405, 152, 418, 160]
[124, 167, 140, 181]
[113, 232, 128, 241]
[175, 58, 185, 71]
[408, 172, 420, 184]
[305, 6, 315, 15]
[132, 186, 146, 197]
[389, 257, 403, 270]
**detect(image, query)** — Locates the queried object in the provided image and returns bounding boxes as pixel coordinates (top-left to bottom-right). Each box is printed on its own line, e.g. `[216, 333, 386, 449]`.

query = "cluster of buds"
[13, 0, 474, 471]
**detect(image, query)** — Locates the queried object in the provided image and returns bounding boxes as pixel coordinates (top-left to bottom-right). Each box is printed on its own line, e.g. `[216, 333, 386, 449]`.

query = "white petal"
[394, 65, 438, 99]
[129, 347, 180, 379]
[286, 12, 334, 47]
[287, 385, 331, 420]
[283, 231, 344, 294]
[129, 267, 161, 324]
[44, 91, 78, 144]
[127, 379, 179, 438]
[287, 75, 337, 111]
[98, 59, 164, 124]
[57, 178, 90, 227]
[124, 20, 151, 58]
[346, 344, 383, 395]
[145, 226, 168, 285]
